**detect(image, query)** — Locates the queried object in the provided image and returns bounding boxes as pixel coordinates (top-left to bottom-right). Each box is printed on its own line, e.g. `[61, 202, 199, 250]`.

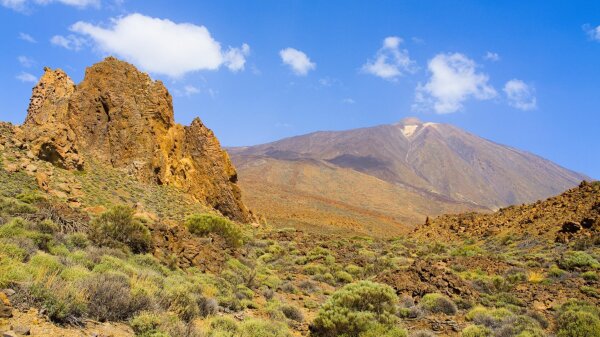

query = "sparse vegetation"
[0, 139, 599, 337]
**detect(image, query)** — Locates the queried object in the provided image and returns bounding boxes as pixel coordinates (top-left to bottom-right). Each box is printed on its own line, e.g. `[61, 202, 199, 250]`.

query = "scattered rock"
[2, 331, 17, 337]
[560, 221, 581, 233]
[3, 163, 18, 173]
[12, 326, 30, 336]
[1, 290, 15, 298]
[0, 292, 12, 319]
[35, 172, 49, 192]
[24, 164, 37, 173]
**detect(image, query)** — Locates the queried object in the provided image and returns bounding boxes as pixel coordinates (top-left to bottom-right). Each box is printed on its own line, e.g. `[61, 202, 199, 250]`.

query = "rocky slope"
[230, 117, 587, 232]
[21, 57, 250, 222]
[414, 180, 600, 245]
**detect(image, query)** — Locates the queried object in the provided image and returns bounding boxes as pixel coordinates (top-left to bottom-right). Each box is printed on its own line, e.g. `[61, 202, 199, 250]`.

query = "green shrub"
[84, 273, 147, 321]
[557, 310, 600, 337]
[461, 325, 492, 337]
[209, 316, 239, 336]
[59, 265, 91, 281]
[560, 251, 600, 271]
[345, 264, 363, 277]
[35, 219, 59, 234]
[310, 281, 399, 337]
[130, 312, 162, 336]
[66, 233, 89, 249]
[0, 241, 27, 261]
[27, 280, 88, 324]
[16, 191, 45, 204]
[185, 213, 244, 247]
[160, 275, 204, 322]
[335, 270, 354, 283]
[0, 217, 28, 238]
[303, 263, 328, 275]
[0, 197, 37, 216]
[0, 258, 29, 288]
[420, 293, 457, 315]
[28, 252, 64, 274]
[451, 244, 483, 257]
[89, 205, 152, 253]
[238, 319, 292, 337]
[281, 305, 304, 322]
[582, 271, 599, 281]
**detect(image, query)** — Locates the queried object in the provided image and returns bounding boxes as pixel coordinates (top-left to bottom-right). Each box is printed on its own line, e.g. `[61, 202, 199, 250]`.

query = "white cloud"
[223, 43, 250, 72]
[51, 34, 86, 51]
[411, 37, 425, 44]
[584, 24, 600, 41]
[16, 72, 37, 83]
[484, 51, 500, 61]
[318, 77, 340, 87]
[503, 79, 537, 111]
[1, 0, 26, 11]
[341, 98, 356, 104]
[413, 53, 497, 114]
[279, 48, 316, 76]
[18, 32, 36, 43]
[362, 36, 417, 80]
[68, 13, 249, 77]
[18, 56, 35, 68]
[37, 0, 99, 8]
[2, 0, 99, 11]
[183, 85, 200, 96]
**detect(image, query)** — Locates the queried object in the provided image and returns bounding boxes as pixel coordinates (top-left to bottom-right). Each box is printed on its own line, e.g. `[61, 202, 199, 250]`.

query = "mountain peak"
[397, 117, 423, 125]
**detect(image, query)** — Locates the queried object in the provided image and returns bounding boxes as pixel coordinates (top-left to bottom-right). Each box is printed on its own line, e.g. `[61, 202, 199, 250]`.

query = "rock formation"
[22, 57, 251, 222]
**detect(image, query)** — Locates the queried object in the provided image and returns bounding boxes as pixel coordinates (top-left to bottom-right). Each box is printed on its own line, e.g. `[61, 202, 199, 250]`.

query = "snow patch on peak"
[401, 124, 419, 137]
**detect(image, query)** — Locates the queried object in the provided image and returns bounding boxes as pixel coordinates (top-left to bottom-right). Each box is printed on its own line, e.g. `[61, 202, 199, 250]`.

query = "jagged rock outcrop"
[22, 57, 251, 222]
[23, 68, 83, 170]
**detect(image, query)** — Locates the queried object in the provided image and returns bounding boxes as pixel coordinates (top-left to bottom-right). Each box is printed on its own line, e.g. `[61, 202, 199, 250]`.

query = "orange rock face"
[23, 57, 251, 222]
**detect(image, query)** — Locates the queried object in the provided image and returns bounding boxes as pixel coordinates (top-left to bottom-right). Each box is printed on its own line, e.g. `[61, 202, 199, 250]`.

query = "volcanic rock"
[22, 57, 251, 222]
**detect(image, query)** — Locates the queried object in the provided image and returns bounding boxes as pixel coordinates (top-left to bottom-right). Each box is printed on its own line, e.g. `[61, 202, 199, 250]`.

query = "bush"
[557, 310, 600, 337]
[335, 270, 354, 283]
[66, 233, 89, 249]
[131, 312, 162, 335]
[26, 280, 88, 324]
[582, 271, 599, 281]
[89, 205, 152, 253]
[281, 305, 304, 322]
[461, 325, 492, 337]
[358, 324, 407, 337]
[420, 293, 457, 315]
[209, 316, 239, 336]
[84, 273, 148, 321]
[557, 301, 600, 337]
[238, 319, 292, 337]
[185, 213, 244, 247]
[310, 281, 399, 337]
[0, 197, 37, 216]
[559, 251, 599, 271]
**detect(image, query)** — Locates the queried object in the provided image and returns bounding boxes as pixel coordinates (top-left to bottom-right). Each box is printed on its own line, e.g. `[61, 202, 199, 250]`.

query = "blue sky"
[1, 0, 599, 178]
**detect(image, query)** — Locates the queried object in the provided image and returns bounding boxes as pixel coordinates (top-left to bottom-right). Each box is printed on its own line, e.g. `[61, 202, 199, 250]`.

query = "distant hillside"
[229, 117, 587, 235]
